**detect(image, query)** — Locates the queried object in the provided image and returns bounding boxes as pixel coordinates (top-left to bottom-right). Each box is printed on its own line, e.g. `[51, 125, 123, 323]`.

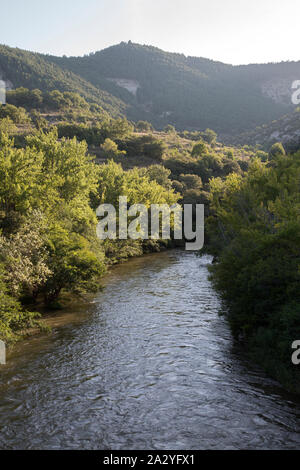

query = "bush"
[0, 103, 30, 124]
[208, 153, 300, 392]
[191, 141, 207, 158]
[118, 135, 166, 161]
[0, 264, 40, 343]
[269, 142, 286, 159]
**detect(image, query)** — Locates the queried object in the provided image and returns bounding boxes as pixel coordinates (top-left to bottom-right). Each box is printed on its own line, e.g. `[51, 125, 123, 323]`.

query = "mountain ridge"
[1, 41, 300, 134]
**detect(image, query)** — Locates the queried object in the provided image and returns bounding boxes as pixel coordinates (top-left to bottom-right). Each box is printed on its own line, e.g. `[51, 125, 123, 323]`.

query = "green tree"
[139, 165, 173, 190]
[0, 211, 51, 299]
[207, 153, 300, 391]
[164, 124, 176, 134]
[101, 118, 134, 141]
[201, 128, 217, 146]
[0, 117, 17, 134]
[0, 103, 30, 124]
[191, 141, 208, 158]
[269, 142, 286, 159]
[136, 121, 153, 132]
[0, 264, 40, 342]
[101, 138, 126, 158]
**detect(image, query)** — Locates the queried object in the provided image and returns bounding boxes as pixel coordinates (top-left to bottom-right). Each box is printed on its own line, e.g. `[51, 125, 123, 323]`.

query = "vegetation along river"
[0, 250, 299, 450]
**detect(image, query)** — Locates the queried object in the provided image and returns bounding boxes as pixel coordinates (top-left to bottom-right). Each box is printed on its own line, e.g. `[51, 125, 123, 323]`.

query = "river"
[0, 250, 299, 449]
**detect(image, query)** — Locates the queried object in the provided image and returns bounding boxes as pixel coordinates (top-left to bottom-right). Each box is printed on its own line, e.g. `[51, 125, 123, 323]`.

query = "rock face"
[0, 68, 13, 90]
[107, 78, 140, 96]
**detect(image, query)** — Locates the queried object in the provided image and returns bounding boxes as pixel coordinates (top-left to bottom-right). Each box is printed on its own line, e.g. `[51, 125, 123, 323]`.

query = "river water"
[0, 250, 299, 450]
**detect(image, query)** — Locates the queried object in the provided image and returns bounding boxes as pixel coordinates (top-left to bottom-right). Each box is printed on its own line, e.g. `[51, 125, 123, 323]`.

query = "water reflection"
[0, 251, 299, 449]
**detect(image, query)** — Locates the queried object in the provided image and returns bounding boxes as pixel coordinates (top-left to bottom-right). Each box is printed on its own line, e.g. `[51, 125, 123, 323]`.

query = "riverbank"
[5, 243, 174, 352]
[1, 250, 299, 450]
[4, 243, 300, 398]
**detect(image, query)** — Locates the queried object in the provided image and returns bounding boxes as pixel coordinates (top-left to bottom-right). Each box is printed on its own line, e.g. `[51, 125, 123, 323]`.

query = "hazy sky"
[1, 0, 300, 64]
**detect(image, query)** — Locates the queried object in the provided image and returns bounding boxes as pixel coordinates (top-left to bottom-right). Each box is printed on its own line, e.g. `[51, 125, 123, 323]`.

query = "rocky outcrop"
[107, 78, 140, 96]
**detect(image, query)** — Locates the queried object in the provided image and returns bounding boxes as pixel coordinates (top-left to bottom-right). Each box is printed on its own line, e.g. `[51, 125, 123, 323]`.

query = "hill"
[225, 108, 300, 151]
[1, 42, 300, 134]
[0, 44, 126, 118]
[46, 42, 299, 133]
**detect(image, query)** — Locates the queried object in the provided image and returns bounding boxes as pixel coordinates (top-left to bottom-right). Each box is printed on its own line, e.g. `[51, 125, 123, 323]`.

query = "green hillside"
[0, 44, 126, 118]
[46, 42, 298, 133]
[224, 107, 300, 151]
[1, 42, 300, 134]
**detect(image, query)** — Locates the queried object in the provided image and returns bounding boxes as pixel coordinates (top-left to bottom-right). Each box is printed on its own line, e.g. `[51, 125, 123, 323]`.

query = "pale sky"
[1, 0, 300, 65]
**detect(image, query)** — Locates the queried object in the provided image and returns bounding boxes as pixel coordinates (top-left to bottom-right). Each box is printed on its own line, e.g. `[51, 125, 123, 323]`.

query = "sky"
[1, 0, 300, 65]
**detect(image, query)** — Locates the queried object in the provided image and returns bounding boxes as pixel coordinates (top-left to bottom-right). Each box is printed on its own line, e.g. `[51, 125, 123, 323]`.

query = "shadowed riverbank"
[0, 251, 299, 450]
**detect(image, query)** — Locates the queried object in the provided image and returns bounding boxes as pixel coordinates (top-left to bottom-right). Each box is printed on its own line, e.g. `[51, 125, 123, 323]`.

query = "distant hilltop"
[1, 41, 300, 135]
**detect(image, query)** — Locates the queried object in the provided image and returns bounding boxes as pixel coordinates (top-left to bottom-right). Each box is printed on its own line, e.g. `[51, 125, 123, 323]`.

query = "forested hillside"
[226, 107, 300, 151]
[0, 41, 300, 393]
[0, 45, 126, 118]
[1, 42, 300, 134]
[0, 91, 256, 343]
[46, 42, 298, 133]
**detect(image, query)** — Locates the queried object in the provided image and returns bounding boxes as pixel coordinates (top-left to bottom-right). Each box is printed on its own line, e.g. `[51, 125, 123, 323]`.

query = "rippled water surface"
[0, 251, 299, 449]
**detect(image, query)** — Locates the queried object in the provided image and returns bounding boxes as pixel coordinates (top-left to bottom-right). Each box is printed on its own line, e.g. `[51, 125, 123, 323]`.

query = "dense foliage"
[0, 127, 179, 342]
[0, 72, 298, 394]
[207, 153, 300, 391]
[0, 45, 125, 118]
[0, 42, 295, 134]
[46, 41, 292, 133]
